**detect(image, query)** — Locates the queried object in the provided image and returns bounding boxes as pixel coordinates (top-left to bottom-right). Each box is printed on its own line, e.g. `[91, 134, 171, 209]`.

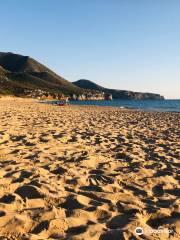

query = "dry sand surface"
[0, 97, 179, 240]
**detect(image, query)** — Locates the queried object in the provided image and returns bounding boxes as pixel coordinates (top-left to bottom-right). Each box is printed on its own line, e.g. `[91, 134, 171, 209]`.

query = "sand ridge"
[0, 97, 179, 239]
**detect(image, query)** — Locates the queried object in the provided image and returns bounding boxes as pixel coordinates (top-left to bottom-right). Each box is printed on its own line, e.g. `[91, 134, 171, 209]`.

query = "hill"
[73, 79, 106, 92]
[0, 52, 82, 96]
[0, 52, 164, 100]
[0, 65, 9, 75]
[73, 79, 164, 100]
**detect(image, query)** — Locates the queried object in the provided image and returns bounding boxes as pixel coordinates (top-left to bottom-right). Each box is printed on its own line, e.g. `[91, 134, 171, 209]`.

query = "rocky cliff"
[0, 52, 164, 100]
[73, 79, 164, 100]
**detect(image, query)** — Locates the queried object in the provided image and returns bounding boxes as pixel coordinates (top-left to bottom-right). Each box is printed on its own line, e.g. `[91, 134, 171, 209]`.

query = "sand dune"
[0, 97, 179, 239]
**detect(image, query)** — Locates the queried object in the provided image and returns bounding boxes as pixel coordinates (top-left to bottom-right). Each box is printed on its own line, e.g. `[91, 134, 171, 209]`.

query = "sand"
[0, 97, 179, 240]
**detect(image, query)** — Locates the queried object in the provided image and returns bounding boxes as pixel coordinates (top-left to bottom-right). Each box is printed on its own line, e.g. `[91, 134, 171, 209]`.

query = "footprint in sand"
[15, 185, 44, 199]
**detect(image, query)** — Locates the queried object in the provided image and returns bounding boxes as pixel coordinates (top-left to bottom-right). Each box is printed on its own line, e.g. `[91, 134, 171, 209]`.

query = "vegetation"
[0, 52, 164, 99]
[73, 79, 164, 100]
[0, 52, 82, 96]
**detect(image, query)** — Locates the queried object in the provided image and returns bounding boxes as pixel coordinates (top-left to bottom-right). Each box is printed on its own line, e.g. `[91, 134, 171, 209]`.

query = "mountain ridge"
[73, 79, 164, 100]
[0, 52, 164, 99]
[0, 52, 82, 96]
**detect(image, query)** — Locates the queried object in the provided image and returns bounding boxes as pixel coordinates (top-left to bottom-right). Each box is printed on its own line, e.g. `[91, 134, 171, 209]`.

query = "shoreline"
[42, 99, 180, 113]
[1, 96, 180, 113]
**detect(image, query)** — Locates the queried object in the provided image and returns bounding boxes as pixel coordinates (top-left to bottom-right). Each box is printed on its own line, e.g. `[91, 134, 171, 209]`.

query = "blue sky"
[1, 0, 180, 98]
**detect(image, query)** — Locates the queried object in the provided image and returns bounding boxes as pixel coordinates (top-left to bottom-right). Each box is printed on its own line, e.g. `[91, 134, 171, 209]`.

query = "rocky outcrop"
[73, 79, 164, 100]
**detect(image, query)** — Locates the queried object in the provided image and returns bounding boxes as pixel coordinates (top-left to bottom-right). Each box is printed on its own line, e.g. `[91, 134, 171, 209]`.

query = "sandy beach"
[0, 97, 179, 240]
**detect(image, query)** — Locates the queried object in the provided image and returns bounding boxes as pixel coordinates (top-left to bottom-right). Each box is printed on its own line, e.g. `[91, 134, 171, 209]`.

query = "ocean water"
[69, 99, 180, 112]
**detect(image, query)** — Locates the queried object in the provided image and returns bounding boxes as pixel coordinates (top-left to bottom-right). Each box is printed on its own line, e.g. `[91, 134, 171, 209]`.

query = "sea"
[69, 99, 180, 113]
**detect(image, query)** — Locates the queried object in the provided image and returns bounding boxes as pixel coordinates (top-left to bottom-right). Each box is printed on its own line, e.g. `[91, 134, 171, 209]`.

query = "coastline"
[0, 97, 179, 239]
[42, 98, 180, 113]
